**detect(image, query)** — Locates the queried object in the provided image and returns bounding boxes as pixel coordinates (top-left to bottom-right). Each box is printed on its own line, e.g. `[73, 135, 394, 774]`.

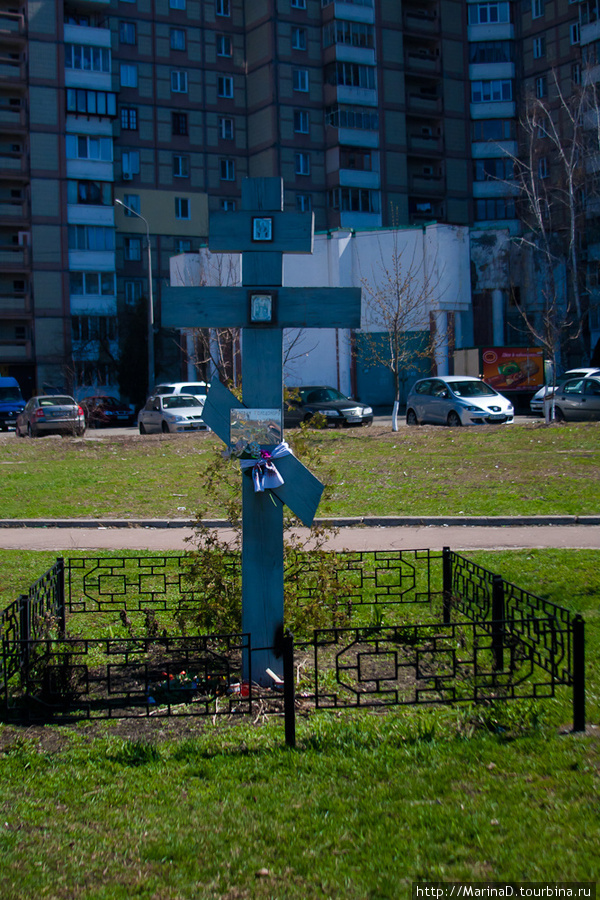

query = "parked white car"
[152, 382, 210, 404]
[138, 394, 209, 434]
[530, 368, 600, 414]
[406, 376, 514, 427]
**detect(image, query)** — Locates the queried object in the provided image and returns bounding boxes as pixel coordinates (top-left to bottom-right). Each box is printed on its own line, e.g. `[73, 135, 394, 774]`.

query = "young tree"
[506, 71, 589, 419]
[360, 230, 449, 431]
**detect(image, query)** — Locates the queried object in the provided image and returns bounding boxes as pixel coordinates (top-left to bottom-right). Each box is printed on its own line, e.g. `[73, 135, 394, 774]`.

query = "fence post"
[18, 593, 30, 675]
[56, 557, 66, 636]
[491, 575, 504, 671]
[572, 614, 585, 733]
[283, 629, 296, 749]
[442, 547, 452, 624]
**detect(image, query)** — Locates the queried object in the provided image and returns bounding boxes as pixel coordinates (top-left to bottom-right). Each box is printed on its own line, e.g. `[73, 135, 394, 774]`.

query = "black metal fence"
[0, 549, 585, 736]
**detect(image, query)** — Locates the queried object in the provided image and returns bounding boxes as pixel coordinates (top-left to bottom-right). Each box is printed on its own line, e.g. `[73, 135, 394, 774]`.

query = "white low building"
[169, 223, 472, 408]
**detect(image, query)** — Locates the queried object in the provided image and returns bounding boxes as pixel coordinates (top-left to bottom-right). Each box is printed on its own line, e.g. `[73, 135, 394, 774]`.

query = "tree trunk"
[391, 399, 399, 432]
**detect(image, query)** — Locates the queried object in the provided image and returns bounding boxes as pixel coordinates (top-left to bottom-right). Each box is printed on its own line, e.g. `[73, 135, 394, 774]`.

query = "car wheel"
[76, 427, 85, 437]
[27, 423, 36, 438]
[447, 411, 462, 427]
[139, 422, 147, 435]
[554, 406, 565, 422]
[161, 421, 170, 434]
[16, 425, 24, 438]
[406, 409, 419, 426]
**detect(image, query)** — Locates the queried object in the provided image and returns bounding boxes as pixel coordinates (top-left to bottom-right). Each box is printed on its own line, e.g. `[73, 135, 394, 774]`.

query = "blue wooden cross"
[162, 177, 361, 684]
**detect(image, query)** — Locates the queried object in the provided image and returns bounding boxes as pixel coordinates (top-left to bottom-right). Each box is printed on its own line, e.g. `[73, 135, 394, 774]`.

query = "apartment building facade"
[0, 0, 594, 404]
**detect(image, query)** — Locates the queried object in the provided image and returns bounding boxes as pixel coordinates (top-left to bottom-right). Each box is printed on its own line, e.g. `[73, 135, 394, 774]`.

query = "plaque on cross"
[162, 177, 361, 685]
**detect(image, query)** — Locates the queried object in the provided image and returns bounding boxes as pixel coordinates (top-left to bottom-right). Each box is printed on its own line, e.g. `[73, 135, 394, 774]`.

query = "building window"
[295, 152, 310, 175]
[66, 134, 113, 161]
[475, 198, 516, 220]
[322, 20, 374, 49]
[175, 238, 192, 252]
[172, 112, 188, 135]
[296, 193, 311, 212]
[571, 22, 580, 44]
[123, 194, 141, 215]
[538, 157, 549, 179]
[74, 361, 116, 387]
[217, 34, 232, 56]
[471, 118, 515, 141]
[70, 271, 116, 296]
[124, 237, 142, 260]
[572, 62, 582, 84]
[291, 0, 306, 7]
[67, 180, 112, 206]
[173, 154, 189, 177]
[340, 146, 372, 170]
[124, 280, 144, 304]
[294, 109, 310, 133]
[218, 75, 234, 98]
[175, 197, 190, 219]
[66, 89, 117, 118]
[471, 80, 513, 102]
[72, 315, 117, 343]
[171, 28, 186, 50]
[219, 116, 234, 139]
[216, 0, 230, 15]
[170, 0, 186, 8]
[65, 44, 111, 72]
[221, 199, 236, 210]
[467, 2, 510, 23]
[292, 27, 307, 50]
[473, 158, 515, 180]
[532, 0, 544, 17]
[325, 105, 379, 130]
[171, 70, 188, 93]
[119, 21, 136, 44]
[122, 150, 140, 178]
[533, 36, 545, 58]
[120, 64, 138, 88]
[469, 41, 513, 63]
[536, 75, 547, 98]
[220, 158, 235, 181]
[325, 61, 376, 89]
[68, 225, 115, 251]
[293, 68, 309, 91]
[329, 187, 380, 213]
[120, 107, 137, 130]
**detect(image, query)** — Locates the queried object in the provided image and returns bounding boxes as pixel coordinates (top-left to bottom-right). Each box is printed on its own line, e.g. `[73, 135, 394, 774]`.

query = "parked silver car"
[550, 376, 600, 422]
[406, 376, 514, 427]
[138, 394, 209, 434]
[16, 395, 86, 437]
[530, 367, 600, 414]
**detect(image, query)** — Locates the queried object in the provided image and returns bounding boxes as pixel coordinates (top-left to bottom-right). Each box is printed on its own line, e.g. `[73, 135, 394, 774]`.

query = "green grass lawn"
[0, 420, 599, 518]
[0, 424, 598, 898]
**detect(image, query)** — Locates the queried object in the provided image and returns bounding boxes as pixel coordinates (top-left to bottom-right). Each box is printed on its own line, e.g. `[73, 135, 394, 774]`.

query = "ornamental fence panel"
[0, 549, 585, 733]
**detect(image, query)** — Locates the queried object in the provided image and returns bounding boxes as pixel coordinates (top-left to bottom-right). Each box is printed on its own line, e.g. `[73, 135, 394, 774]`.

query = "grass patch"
[0, 422, 599, 518]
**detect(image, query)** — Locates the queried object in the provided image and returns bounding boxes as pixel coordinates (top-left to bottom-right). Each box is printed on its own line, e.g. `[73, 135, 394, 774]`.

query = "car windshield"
[450, 381, 497, 398]
[163, 396, 200, 409]
[39, 396, 74, 407]
[301, 388, 347, 403]
[0, 387, 21, 401]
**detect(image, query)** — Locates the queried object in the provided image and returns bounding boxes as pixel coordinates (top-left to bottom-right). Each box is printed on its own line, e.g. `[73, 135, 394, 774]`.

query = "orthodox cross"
[162, 177, 361, 684]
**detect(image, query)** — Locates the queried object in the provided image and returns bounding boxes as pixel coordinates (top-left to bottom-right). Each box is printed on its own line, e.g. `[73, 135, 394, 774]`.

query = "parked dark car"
[16, 395, 86, 437]
[80, 395, 136, 428]
[284, 386, 373, 428]
[550, 376, 600, 422]
[0, 376, 25, 431]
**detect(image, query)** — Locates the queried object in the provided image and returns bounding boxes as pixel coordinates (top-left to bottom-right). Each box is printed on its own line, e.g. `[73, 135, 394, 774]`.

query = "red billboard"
[482, 347, 544, 392]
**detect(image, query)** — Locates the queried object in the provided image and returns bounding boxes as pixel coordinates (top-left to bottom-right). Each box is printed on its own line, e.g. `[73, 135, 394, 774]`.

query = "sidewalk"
[1, 517, 599, 552]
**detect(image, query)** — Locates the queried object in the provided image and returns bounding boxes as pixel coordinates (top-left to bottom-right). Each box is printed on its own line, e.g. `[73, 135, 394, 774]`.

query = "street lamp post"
[114, 198, 155, 393]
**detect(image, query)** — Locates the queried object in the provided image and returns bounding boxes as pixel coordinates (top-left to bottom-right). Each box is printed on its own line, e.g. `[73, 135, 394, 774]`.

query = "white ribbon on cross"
[238, 441, 292, 492]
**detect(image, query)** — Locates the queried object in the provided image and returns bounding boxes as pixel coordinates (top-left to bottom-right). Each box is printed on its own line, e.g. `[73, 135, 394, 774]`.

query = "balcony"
[403, 9, 440, 36]
[0, 100, 27, 134]
[407, 133, 443, 154]
[404, 50, 441, 76]
[0, 9, 26, 44]
[0, 286, 30, 314]
[407, 92, 442, 115]
[0, 198, 28, 223]
[0, 336, 32, 361]
[0, 245, 30, 270]
[409, 174, 445, 194]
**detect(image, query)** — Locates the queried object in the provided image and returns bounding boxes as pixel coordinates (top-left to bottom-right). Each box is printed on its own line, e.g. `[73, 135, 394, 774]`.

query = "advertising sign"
[482, 347, 544, 392]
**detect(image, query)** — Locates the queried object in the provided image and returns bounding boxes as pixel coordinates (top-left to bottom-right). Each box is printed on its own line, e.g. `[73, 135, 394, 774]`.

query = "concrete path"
[1, 518, 599, 552]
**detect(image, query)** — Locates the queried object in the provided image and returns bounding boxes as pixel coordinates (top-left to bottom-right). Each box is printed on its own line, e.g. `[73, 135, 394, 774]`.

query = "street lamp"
[114, 198, 155, 393]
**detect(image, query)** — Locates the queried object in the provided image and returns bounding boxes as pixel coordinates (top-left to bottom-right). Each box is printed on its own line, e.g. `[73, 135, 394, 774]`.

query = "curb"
[1, 516, 600, 529]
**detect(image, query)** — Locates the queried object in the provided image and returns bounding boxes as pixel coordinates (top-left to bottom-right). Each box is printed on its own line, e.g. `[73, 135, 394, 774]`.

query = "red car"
[79, 395, 136, 428]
